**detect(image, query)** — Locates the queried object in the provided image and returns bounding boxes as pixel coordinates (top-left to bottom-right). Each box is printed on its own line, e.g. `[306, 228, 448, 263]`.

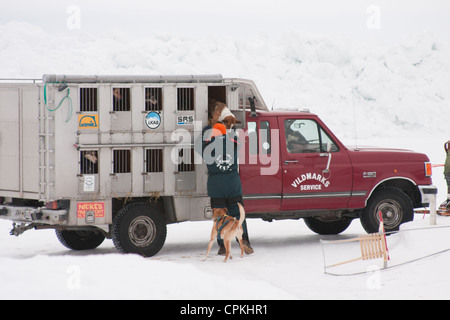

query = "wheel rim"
[74, 230, 98, 240]
[128, 216, 156, 247]
[376, 200, 403, 229]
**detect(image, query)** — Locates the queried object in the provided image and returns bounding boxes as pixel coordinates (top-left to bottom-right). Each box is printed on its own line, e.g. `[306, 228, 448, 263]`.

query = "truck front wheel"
[360, 188, 414, 234]
[112, 202, 167, 257]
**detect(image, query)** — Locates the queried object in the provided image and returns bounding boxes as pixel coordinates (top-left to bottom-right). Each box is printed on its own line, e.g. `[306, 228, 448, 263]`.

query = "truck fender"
[363, 176, 418, 207]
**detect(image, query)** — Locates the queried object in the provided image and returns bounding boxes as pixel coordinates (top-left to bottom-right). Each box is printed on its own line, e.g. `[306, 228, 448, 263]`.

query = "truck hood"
[348, 146, 413, 153]
[346, 145, 430, 162]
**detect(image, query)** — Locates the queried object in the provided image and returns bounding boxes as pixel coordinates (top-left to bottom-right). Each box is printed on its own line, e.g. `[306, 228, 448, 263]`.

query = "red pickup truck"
[0, 75, 437, 257]
[239, 110, 436, 234]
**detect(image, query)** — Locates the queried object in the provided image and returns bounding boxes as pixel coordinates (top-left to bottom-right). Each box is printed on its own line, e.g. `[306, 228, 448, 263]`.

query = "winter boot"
[438, 199, 450, 215]
[242, 239, 254, 255]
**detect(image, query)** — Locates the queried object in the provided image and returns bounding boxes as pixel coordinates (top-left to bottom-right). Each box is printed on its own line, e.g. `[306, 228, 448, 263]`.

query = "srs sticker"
[177, 114, 194, 125]
[78, 114, 99, 129]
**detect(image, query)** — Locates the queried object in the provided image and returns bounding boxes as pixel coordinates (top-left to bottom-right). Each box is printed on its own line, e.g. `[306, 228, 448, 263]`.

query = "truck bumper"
[418, 185, 438, 207]
[0, 205, 68, 225]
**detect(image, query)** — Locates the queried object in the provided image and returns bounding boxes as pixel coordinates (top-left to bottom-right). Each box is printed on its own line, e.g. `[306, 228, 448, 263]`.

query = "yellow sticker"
[78, 114, 99, 129]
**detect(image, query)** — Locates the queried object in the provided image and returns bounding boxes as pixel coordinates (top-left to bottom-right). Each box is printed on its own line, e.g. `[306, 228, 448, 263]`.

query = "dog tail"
[237, 202, 245, 227]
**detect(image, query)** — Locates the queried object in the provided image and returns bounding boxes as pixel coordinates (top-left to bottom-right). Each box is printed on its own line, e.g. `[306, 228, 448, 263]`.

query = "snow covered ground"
[2, 212, 450, 300]
[0, 19, 450, 300]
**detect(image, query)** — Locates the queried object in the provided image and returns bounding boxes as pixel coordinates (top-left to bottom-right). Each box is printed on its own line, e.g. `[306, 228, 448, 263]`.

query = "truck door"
[278, 116, 352, 211]
[240, 116, 282, 213]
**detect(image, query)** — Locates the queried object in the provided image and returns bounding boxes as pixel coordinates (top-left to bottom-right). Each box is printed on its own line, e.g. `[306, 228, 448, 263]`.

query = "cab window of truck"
[247, 122, 258, 154]
[260, 121, 271, 155]
[284, 119, 338, 153]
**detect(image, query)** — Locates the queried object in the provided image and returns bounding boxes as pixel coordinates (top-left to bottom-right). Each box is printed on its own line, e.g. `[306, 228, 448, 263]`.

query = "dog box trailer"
[0, 74, 267, 256]
[0, 74, 437, 257]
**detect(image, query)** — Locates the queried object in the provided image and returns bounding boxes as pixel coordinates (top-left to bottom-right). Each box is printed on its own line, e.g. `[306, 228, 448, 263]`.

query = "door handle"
[284, 160, 298, 165]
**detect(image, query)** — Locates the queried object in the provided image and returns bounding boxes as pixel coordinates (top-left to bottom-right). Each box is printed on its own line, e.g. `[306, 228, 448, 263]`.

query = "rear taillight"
[425, 162, 432, 178]
[46, 201, 58, 210]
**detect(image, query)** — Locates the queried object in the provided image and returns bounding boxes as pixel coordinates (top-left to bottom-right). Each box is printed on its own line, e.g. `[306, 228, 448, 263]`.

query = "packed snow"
[0, 21, 449, 300]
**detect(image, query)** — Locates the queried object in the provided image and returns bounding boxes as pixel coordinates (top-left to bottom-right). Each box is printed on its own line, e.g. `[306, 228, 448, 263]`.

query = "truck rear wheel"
[360, 188, 414, 234]
[112, 202, 166, 257]
[56, 229, 105, 250]
[304, 217, 352, 235]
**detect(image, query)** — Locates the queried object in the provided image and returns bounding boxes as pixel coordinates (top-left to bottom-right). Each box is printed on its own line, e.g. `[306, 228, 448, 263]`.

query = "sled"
[322, 232, 389, 268]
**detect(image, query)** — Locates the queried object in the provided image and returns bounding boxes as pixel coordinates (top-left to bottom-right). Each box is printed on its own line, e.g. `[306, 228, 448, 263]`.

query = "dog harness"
[215, 215, 236, 242]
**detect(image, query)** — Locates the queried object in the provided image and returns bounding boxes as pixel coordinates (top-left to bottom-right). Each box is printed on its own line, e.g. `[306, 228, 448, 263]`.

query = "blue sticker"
[145, 111, 161, 129]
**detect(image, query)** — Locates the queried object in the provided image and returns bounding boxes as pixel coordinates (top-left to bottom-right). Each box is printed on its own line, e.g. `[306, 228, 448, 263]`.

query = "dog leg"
[223, 239, 232, 262]
[237, 228, 244, 258]
[238, 238, 244, 258]
[202, 229, 217, 261]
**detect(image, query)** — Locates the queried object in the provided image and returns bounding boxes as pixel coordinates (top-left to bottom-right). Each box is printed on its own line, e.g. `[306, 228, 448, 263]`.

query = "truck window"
[260, 121, 271, 155]
[113, 149, 131, 173]
[80, 150, 98, 174]
[145, 87, 162, 111]
[145, 148, 163, 173]
[284, 119, 338, 153]
[80, 88, 98, 112]
[247, 122, 258, 155]
[177, 148, 195, 172]
[177, 87, 194, 111]
[112, 87, 131, 111]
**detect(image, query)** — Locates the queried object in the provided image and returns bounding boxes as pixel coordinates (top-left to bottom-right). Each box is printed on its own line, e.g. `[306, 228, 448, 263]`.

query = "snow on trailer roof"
[42, 74, 224, 84]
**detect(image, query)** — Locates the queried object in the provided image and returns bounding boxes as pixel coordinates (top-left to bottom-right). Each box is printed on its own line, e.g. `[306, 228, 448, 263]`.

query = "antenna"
[352, 89, 360, 151]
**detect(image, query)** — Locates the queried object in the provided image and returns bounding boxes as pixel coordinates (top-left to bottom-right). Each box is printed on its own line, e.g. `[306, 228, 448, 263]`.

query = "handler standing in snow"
[197, 123, 253, 255]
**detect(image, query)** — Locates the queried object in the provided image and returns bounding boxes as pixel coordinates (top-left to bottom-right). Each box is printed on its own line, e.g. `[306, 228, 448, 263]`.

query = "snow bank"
[0, 21, 449, 140]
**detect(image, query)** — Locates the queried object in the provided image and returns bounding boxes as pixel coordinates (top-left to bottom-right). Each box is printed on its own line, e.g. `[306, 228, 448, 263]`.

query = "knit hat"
[211, 123, 227, 138]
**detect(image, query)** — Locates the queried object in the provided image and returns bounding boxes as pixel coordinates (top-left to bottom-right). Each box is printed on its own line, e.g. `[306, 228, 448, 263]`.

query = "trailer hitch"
[10, 222, 36, 237]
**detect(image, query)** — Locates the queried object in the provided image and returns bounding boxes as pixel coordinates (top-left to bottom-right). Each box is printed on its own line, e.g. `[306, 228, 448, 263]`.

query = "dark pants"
[446, 174, 450, 196]
[211, 196, 250, 245]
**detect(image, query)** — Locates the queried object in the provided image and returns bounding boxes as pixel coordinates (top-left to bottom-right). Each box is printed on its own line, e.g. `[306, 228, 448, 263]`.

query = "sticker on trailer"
[177, 114, 194, 125]
[78, 114, 99, 129]
[83, 175, 95, 192]
[77, 202, 105, 218]
[145, 111, 161, 129]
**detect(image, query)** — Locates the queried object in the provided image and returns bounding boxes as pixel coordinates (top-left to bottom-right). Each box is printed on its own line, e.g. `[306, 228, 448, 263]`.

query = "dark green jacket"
[198, 126, 242, 199]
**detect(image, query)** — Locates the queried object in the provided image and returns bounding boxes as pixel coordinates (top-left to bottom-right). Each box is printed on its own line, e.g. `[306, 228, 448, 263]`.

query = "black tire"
[360, 188, 414, 234]
[112, 202, 166, 257]
[56, 229, 105, 250]
[304, 217, 352, 235]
